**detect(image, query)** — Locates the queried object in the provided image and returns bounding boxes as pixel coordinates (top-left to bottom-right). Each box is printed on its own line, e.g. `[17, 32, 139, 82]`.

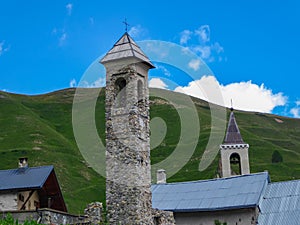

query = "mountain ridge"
[1, 87, 300, 213]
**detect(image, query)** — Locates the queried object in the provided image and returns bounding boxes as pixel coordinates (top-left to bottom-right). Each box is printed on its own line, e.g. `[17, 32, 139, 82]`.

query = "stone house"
[0, 158, 102, 225]
[0, 157, 67, 212]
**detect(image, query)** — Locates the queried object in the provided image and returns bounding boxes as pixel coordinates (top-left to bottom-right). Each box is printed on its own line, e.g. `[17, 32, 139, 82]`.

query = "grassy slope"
[1, 88, 300, 213]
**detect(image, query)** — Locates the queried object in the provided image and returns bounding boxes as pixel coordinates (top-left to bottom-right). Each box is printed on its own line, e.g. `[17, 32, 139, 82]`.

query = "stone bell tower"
[100, 32, 155, 224]
[220, 108, 250, 178]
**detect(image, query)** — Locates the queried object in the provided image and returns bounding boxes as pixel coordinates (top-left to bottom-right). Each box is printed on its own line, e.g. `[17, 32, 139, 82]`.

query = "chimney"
[157, 169, 166, 184]
[18, 157, 28, 168]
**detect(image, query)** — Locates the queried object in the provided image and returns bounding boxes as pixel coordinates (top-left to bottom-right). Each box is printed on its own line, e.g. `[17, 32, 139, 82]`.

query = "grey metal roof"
[100, 32, 154, 68]
[152, 172, 269, 212]
[223, 110, 245, 144]
[0, 165, 53, 191]
[258, 180, 300, 225]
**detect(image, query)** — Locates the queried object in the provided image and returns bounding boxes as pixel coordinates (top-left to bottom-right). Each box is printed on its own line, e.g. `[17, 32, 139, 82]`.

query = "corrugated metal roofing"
[152, 172, 269, 212]
[100, 32, 154, 68]
[223, 110, 245, 144]
[258, 180, 300, 225]
[0, 165, 53, 191]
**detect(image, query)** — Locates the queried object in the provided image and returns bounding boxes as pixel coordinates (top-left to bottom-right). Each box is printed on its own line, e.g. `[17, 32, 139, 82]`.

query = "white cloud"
[174, 75, 287, 113]
[52, 28, 68, 46]
[188, 59, 201, 71]
[180, 30, 192, 45]
[155, 65, 171, 76]
[81, 77, 106, 88]
[195, 25, 210, 43]
[59, 32, 67, 46]
[128, 25, 147, 39]
[290, 100, 300, 118]
[193, 45, 211, 60]
[212, 42, 224, 54]
[70, 79, 77, 87]
[149, 78, 168, 89]
[0, 41, 9, 56]
[290, 108, 300, 118]
[179, 25, 224, 63]
[66, 3, 73, 15]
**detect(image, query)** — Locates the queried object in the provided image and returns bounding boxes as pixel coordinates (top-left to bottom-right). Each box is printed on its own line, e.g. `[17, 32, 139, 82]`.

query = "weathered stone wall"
[84, 202, 103, 224]
[0, 208, 89, 225]
[0, 192, 18, 211]
[152, 208, 176, 225]
[104, 61, 153, 224]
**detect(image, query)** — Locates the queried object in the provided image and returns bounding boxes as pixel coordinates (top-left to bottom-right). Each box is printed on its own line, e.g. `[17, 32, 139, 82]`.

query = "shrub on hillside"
[272, 150, 283, 163]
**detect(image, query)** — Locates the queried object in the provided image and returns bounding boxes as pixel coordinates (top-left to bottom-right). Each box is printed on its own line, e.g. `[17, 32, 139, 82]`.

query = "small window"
[137, 80, 143, 102]
[19, 194, 24, 202]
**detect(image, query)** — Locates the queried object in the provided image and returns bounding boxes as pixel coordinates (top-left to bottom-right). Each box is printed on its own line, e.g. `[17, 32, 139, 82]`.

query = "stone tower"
[220, 108, 250, 178]
[100, 33, 155, 224]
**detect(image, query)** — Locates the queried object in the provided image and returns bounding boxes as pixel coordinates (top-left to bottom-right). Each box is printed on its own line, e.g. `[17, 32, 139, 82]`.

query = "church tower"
[100, 33, 154, 224]
[220, 108, 250, 178]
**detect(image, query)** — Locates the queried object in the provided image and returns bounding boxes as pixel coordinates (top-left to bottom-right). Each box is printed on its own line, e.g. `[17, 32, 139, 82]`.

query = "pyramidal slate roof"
[223, 110, 245, 144]
[100, 32, 154, 68]
[0, 165, 53, 191]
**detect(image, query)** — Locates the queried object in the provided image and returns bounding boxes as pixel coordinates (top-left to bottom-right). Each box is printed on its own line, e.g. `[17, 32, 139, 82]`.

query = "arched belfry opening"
[230, 152, 241, 175]
[115, 77, 126, 107]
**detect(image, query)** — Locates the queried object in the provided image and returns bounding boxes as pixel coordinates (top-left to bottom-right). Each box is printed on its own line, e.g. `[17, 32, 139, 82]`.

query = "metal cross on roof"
[123, 18, 130, 32]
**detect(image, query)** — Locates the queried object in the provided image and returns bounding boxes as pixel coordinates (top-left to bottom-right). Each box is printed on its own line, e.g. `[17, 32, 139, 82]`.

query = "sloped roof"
[152, 172, 269, 212]
[0, 165, 53, 191]
[258, 180, 300, 225]
[223, 110, 245, 144]
[100, 32, 154, 68]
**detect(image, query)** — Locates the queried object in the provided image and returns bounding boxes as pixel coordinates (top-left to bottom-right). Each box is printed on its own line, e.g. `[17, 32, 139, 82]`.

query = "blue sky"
[0, 0, 299, 118]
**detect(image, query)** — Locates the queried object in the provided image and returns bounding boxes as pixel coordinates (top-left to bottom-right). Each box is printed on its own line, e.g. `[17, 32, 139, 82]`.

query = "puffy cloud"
[290, 108, 300, 118]
[290, 101, 300, 118]
[188, 59, 201, 71]
[174, 75, 287, 113]
[180, 30, 192, 45]
[70, 79, 77, 87]
[149, 78, 168, 89]
[66, 3, 73, 15]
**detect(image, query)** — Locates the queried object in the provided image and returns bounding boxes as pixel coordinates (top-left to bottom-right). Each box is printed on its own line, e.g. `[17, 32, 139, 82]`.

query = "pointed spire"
[223, 109, 245, 144]
[100, 32, 154, 68]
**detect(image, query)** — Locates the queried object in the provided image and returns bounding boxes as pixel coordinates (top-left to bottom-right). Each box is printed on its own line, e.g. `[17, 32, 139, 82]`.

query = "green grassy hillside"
[1, 88, 300, 213]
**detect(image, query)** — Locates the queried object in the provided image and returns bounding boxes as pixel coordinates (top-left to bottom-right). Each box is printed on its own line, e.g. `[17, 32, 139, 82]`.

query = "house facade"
[0, 157, 66, 212]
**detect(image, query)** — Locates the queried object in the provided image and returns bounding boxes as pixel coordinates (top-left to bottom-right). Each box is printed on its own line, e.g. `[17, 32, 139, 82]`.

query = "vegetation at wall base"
[0, 214, 41, 225]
